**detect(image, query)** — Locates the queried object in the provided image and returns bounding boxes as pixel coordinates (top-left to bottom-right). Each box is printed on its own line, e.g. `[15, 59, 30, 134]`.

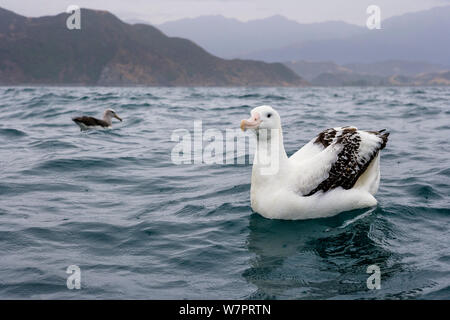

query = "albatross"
[72, 109, 122, 131]
[240, 105, 389, 220]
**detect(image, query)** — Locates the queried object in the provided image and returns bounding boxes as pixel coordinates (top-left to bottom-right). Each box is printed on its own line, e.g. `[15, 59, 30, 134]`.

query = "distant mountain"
[306, 71, 450, 87]
[389, 71, 450, 86]
[310, 72, 387, 86]
[284, 60, 450, 86]
[248, 6, 450, 65]
[343, 60, 448, 77]
[157, 15, 365, 58]
[284, 61, 352, 82]
[0, 8, 306, 86]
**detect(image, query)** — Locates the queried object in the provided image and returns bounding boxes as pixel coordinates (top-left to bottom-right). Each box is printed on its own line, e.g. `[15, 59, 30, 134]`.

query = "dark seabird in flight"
[72, 109, 122, 131]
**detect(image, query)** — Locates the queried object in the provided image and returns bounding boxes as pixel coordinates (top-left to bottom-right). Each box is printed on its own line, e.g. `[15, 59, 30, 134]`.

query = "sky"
[0, 0, 449, 25]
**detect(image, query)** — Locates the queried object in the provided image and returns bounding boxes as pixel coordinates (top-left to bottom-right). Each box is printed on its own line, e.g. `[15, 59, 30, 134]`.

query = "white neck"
[252, 127, 288, 179]
[103, 113, 113, 125]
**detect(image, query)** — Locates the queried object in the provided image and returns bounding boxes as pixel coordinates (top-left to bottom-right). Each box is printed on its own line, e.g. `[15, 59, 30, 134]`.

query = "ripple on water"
[0, 128, 27, 138]
[0, 86, 449, 299]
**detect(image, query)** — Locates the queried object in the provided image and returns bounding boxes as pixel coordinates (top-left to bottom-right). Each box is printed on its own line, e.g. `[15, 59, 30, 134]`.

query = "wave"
[1, 86, 449, 299]
[0, 128, 27, 137]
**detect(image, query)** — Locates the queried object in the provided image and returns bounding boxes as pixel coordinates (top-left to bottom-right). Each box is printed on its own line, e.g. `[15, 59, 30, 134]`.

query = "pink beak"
[240, 112, 261, 131]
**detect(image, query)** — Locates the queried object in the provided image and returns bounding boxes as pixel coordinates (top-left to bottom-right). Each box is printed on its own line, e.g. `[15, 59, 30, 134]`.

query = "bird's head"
[104, 109, 122, 122]
[240, 105, 280, 132]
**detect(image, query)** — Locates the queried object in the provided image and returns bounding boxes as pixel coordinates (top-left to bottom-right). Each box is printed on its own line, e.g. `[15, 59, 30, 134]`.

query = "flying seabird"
[72, 109, 122, 131]
[240, 105, 389, 220]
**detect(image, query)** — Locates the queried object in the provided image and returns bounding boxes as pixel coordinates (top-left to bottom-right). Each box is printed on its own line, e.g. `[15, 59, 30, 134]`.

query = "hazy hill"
[0, 7, 306, 86]
[157, 15, 365, 58]
[247, 6, 450, 65]
[308, 71, 450, 86]
[389, 71, 450, 86]
[343, 60, 448, 77]
[284, 60, 450, 86]
[284, 61, 352, 81]
[285, 60, 448, 80]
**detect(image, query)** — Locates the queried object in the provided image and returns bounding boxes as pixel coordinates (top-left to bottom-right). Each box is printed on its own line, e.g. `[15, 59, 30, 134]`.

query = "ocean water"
[0, 86, 449, 299]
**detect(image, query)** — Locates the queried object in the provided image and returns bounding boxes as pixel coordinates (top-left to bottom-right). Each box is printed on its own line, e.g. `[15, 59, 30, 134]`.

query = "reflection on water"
[244, 208, 410, 299]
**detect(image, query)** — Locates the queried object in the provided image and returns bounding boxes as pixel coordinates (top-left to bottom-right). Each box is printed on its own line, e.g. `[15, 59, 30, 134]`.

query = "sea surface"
[0, 86, 449, 299]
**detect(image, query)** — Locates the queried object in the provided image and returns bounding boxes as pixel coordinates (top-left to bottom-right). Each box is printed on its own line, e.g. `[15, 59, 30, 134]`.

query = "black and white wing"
[292, 127, 389, 196]
[290, 127, 340, 162]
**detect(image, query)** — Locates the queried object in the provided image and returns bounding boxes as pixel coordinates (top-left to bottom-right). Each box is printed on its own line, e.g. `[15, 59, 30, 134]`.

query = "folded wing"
[72, 116, 109, 127]
[292, 127, 389, 196]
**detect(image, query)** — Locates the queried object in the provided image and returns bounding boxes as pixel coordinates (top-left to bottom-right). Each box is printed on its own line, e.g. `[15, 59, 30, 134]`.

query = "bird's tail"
[377, 129, 389, 150]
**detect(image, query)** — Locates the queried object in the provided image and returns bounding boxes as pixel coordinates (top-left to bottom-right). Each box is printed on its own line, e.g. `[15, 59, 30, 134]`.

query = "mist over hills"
[158, 15, 365, 59]
[285, 60, 450, 86]
[158, 6, 450, 67]
[1, 5, 448, 87]
[156, 6, 450, 86]
[0, 7, 305, 86]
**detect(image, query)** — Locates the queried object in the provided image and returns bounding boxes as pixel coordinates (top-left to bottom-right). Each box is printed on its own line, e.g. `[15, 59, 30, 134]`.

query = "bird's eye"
[267, 113, 272, 118]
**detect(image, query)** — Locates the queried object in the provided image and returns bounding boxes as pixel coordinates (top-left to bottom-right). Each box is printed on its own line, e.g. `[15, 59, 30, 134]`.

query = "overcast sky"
[1, 0, 449, 25]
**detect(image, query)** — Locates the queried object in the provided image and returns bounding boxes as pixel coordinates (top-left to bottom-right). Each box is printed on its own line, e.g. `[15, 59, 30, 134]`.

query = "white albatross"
[240, 106, 389, 220]
[72, 109, 122, 131]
